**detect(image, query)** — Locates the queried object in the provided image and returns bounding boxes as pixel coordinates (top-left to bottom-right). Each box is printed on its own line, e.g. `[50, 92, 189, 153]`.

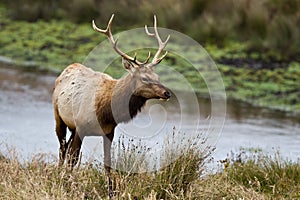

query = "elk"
[52, 14, 170, 197]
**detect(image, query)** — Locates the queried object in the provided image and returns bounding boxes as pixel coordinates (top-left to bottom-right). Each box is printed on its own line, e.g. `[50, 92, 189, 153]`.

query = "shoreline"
[1, 55, 299, 116]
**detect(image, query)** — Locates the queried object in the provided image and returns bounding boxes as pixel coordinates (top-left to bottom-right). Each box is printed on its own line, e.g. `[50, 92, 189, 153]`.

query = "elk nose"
[164, 91, 171, 99]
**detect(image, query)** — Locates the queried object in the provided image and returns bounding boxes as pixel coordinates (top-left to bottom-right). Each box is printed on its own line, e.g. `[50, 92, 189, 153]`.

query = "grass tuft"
[228, 152, 300, 199]
[1, 143, 300, 199]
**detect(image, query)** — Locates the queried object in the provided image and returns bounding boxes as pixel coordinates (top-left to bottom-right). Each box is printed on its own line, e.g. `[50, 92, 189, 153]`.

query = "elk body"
[52, 14, 170, 197]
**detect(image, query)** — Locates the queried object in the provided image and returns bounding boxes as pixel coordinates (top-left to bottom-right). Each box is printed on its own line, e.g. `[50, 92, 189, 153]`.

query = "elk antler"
[92, 14, 151, 66]
[145, 15, 170, 67]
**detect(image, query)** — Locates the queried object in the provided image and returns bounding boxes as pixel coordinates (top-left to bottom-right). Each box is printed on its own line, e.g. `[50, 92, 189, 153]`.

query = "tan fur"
[52, 62, 170, 167]
[53, 63, 113, 136]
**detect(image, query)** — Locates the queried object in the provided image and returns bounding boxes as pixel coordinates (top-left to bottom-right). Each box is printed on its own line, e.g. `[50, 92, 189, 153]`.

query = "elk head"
[92, 14, 171, 101]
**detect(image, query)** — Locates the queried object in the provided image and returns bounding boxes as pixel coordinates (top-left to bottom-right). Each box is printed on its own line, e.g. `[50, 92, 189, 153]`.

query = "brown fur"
[53, 63, 169, 165]
[53, 62, 169, 198]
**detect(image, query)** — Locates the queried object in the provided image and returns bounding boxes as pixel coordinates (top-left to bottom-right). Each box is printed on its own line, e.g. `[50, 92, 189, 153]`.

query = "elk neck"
[111, 73, 147, 123]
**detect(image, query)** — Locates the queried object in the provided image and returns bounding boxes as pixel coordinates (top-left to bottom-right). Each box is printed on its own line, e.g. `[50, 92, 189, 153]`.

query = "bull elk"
[52, 14, 171, 197]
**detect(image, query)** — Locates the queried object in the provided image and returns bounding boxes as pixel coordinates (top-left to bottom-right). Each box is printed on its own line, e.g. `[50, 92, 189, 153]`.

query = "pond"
[0, 64, 299, 167]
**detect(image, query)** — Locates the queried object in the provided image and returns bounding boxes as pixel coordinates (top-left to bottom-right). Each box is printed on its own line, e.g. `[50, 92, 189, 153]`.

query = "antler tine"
[145, 15, 170, 67]
[92, 14, 114, 38]
[137, 52, 151, 65]
[92, 14, 151, 67]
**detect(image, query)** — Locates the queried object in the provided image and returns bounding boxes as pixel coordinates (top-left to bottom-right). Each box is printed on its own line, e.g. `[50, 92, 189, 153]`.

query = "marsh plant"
[1, 140, 300, 199]
[0, 128, 214, 199]
[105, 128, 214, 198]
[110, 127, 213, 172]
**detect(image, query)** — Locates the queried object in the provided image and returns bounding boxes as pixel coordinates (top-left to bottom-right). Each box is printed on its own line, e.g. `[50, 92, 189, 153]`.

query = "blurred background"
[2, 0, 300, 57]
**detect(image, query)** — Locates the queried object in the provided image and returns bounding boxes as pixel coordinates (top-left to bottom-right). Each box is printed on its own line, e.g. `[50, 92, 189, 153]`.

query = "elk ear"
[122, 58, 136, 73]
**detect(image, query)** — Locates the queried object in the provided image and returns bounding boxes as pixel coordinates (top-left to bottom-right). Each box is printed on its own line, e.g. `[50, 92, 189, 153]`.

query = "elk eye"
[141, 77, 149, 82]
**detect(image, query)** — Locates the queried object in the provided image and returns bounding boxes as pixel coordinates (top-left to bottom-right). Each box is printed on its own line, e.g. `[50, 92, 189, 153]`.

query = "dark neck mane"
[111, 74, 147, 123]
[129, 95, 147, 119]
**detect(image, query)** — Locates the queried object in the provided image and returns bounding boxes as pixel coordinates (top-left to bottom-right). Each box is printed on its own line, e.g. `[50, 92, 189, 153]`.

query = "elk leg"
[67, 130, 82, 167]
[103, 131, 114, 198]
[65, 128, 75, 155]
[54, 110, 67, 166]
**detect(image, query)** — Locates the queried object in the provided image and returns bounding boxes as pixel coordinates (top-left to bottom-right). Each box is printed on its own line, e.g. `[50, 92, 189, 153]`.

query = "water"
[0, 64, 299, 165]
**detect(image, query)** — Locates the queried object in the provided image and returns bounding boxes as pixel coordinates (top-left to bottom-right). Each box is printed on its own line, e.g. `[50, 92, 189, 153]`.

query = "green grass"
[218, 62, 300, 112]
[0, 19, 103, 72]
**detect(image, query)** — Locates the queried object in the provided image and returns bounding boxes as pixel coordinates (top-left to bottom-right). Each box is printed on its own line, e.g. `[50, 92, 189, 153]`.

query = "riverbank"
[1, 63, 300, 171]
[0, 4, 299, 114]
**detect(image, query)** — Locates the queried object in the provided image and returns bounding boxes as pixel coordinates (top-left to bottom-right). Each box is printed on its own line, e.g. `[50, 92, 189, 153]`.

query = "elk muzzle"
[163, 91, 171, 99]
[158, 87, 171, 101]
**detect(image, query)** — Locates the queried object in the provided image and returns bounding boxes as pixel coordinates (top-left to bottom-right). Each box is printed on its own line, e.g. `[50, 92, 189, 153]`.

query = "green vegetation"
[1, 147, 299, 199]
[0, 2, 300, 113]
[3, 0, 300, 60]
[219, 62, 300, 112]
[0, 4, 103, 72]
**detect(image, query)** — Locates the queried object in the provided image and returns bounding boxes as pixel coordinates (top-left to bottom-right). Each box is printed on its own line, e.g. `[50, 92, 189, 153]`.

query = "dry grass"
[1, 145, 299, 199]
[227, 152, 300, 199]
[0, 152, 106, 199]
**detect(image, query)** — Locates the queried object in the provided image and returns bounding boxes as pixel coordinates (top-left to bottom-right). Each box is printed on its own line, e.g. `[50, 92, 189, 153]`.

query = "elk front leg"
[103, 131, 114, 199]
[67, 130, 82, 167]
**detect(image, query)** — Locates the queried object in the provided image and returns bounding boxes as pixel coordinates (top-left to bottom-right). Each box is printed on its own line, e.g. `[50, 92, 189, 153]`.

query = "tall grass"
[1, 143, 300, 199]
[0, 145, 211, 199]
[228, 152, 300, 199]
[107, 130, 215, 199]
[0, 153, 106, 199]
